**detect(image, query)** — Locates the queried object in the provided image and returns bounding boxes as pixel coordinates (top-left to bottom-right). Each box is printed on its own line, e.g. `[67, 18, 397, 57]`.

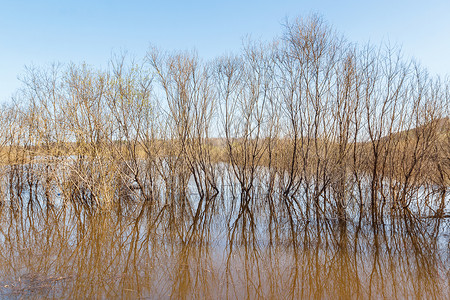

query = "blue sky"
[1, 0, 449, 103]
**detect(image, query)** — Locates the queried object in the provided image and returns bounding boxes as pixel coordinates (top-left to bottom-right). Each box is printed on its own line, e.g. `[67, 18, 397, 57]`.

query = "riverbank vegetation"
[0, 15, 448, 228]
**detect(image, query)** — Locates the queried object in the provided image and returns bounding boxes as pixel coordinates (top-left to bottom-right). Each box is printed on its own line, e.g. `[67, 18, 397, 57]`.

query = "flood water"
[3, 12, 450, 297]
[0, 185, 448, 299]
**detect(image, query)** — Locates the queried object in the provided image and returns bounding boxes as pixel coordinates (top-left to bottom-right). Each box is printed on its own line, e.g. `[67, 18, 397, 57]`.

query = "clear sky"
[1, 0, 449, 103]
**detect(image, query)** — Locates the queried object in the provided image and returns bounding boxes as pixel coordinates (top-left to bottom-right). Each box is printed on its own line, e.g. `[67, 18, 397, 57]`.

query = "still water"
[0, 196, 448, 299]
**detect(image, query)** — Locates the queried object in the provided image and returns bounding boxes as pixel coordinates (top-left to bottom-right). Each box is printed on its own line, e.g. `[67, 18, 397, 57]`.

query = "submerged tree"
[0, 15, 447, 241]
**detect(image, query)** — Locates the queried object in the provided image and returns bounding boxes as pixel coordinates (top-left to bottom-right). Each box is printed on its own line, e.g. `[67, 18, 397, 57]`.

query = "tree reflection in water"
[0, 197, 448, 299]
